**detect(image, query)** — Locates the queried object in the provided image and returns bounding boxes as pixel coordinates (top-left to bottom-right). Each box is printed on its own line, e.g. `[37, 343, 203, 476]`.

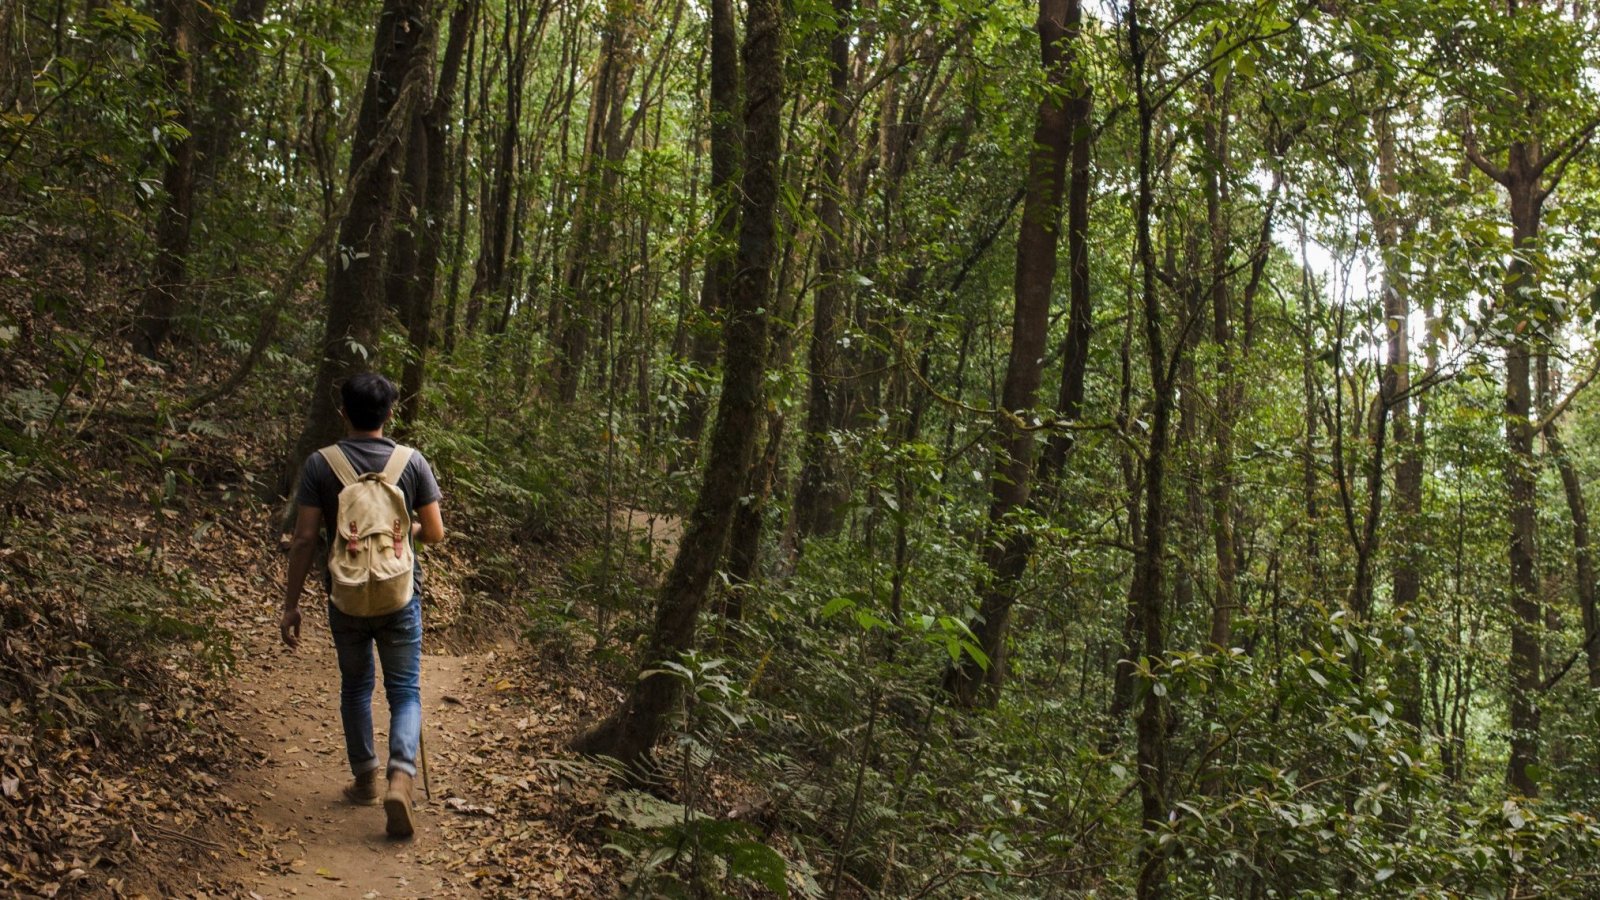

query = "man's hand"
[280, 606, 302, 649]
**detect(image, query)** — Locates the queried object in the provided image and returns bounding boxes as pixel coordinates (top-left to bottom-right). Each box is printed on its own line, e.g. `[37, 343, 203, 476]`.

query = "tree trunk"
[1455, 0, 1600, 799]
[943, 0, 1079, 707]
[790, 0, 854, 544]
[1106, 304, 1143, 732]
[395, 0, 476, 425]
[282, 0, 434, 489]
[721, 410, 785, 620]
[1128, 5, 1173, 895]
[569, 0, 782, 770]
[440, 0, 478, 356]
[1373, 109, 1423, 730]
[1504, 169, 1542, 797]
[672, 0, 740, 459]
[554, 0, 642, 402]
[1297, 222, 1323, 589]
[467, 0, 537, 334]
[1036, 43, 1091, 486]
[1202, 69, 1238, 649]
[134, 0, 200, 359]
[1545, 410, 1600, 688]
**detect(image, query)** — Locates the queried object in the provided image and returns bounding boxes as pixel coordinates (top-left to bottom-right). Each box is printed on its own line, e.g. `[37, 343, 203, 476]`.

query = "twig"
[141, 821, 226, 851]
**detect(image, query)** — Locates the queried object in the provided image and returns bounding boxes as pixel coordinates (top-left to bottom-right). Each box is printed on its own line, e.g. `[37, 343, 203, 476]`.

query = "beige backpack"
[320, 444, 416, 617]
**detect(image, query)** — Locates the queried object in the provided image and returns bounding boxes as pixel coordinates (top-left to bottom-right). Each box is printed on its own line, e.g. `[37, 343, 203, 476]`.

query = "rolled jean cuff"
[352, 757, 382, 776]
[387, 759, 417, 777]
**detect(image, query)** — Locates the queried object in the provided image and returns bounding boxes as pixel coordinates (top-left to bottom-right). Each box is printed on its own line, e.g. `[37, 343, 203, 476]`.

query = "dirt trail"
[202, 558, 627, 898]
[219, 600, 488, 897]
[192, 514, 677, 897]
[616, 507, 682, 559]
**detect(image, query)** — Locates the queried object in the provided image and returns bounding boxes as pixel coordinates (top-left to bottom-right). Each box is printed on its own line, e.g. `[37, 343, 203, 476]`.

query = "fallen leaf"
[444, 797, 498, 817]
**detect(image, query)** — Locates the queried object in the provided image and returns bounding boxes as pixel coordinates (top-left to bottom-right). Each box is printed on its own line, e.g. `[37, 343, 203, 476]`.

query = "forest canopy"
[5, 0, 1600, 895]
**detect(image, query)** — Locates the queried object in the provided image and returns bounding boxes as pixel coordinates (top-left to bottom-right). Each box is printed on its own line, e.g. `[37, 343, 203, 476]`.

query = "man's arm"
[281, 504, 322, 648]
[413, 501, 445, 545]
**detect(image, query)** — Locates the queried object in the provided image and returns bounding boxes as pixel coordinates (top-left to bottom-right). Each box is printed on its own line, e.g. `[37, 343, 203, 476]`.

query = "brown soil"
[213, 582, 626, 898]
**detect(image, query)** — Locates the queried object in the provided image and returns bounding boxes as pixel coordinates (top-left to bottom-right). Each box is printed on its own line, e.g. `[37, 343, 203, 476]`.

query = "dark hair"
[340, 372, 399, 430]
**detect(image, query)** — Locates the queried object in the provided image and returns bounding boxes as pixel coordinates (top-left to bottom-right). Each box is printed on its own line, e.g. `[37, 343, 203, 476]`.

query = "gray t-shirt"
[296, 437, 442, 594]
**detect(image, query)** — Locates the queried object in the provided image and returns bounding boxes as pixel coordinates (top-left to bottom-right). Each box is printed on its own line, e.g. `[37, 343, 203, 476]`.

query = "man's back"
[296, 436, 441, 587]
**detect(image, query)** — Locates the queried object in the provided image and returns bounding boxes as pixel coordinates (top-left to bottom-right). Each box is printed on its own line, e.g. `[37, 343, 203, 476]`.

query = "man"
[280, 372, 445, 838]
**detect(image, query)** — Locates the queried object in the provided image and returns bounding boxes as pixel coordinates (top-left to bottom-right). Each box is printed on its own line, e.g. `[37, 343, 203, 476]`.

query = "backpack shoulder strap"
[379, 445, 415, 485]
[318, 445, 360, 487]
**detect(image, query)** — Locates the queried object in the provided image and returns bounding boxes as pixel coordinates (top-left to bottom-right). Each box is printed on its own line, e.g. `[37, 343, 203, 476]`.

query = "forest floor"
[0, 333, 637, 900]
[2, 480, 642, 900]
[213, 592, 621, 899]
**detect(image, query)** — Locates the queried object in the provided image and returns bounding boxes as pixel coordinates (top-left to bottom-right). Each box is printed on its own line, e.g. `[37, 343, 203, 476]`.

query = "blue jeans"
[328, 598, 422, 777]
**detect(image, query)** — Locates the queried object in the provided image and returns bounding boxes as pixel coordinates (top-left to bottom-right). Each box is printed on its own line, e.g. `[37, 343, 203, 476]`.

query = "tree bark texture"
[943, 0, 1078, 707]
[1202, 69, 1238, 649]
[791, 0, 854, 544]
[1373, 109, 1424, 729]
[1504, 169, 1542, 797]
[569, 0, 781, 770]
[1037, 39, 1092, 486]
[466, 0, 537, 334]
[1545, 414, 1600, 689]
[1128, 5, 1172, 895]
[672, 0, 740, 459]
[394, 0, 477, 426]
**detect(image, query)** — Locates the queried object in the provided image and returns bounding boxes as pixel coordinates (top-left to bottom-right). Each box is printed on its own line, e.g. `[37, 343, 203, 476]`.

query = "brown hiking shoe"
[342, 768, 380, 806]
[384, 770, 415, 838]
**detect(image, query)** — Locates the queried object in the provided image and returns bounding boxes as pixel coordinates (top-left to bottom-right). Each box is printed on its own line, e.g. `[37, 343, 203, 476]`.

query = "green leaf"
[854, 609, 891, 631]
[819, 597, 854, 618]
[725, 840, 789, 896]
[961, 640, 990, 671]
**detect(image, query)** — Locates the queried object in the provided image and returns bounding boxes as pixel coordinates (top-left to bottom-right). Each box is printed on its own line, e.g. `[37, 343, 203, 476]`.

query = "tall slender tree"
[570, 0, 783, 769]
[133, 0, 201, 358]
[393, 0, 478, 426]
[553, 0, 642, 402]
[791, 0, 855, 543]
[283, 0, 436, 486]
[944, 0, 1081, 707]
[671, 0, 740, 461]
[1457, 0, 1599, 795]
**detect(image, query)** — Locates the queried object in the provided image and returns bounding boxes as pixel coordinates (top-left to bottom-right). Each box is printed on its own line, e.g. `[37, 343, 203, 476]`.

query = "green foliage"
[8, 0, 1600, 893]
[602, 653, 799, 898]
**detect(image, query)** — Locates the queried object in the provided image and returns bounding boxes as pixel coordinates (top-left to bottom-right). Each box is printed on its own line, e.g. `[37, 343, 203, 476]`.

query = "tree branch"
[1460, 112, 1509, 186]
[1529, 349, 1600, 434]
[1534, 113, 1600, 179]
